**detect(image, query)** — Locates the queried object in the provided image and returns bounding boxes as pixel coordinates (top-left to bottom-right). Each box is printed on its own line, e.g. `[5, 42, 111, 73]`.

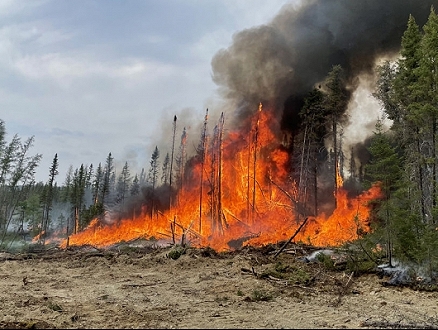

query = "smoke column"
[211, 0, 438, 128]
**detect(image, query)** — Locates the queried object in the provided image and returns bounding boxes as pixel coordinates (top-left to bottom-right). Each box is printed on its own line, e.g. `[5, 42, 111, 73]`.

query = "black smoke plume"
[211, 0, 438, 129]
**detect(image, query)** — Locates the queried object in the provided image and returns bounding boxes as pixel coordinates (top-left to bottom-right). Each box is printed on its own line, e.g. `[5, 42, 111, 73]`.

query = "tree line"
[364, 7, 438, 277]
[0, 116, 190, 250]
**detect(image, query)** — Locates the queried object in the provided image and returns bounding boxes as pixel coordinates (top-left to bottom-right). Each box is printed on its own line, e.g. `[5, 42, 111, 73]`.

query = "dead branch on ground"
[273, 217, 309, 259]
[332, 271, 354, 307]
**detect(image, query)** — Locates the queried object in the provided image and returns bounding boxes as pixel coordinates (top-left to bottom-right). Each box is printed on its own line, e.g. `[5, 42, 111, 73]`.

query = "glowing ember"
[55, 104, 383, 252]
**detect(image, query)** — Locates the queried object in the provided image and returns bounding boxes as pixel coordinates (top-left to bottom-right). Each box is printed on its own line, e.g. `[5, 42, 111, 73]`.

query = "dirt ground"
[1, 242, 438, 329]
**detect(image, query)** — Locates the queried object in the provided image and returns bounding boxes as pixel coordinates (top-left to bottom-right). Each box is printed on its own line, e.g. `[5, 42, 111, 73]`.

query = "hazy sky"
[2, 0, 297, 183]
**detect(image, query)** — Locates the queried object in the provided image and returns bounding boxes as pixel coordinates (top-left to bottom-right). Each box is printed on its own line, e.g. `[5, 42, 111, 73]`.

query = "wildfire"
[32, 231, 44, 243]
[56, 104, 383, 252]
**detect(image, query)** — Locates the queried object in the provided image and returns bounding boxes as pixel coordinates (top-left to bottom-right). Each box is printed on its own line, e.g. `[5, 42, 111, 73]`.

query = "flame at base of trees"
[57, 184, 382, 251]
[53, 105, 383, 252]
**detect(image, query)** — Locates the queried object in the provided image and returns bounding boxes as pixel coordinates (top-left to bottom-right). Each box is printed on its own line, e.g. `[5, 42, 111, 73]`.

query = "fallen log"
[273, 217, 309, 259]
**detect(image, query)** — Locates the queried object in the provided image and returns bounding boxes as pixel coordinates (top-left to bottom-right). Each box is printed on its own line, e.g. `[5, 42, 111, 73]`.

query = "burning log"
[227, 232, 260, 250]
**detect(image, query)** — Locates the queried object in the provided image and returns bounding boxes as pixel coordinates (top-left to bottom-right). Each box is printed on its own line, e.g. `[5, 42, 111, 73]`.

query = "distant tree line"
[0, 113, 191, 250]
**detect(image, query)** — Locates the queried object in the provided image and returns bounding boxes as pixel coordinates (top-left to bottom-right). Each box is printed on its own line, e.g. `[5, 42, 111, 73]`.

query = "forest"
[2, 7, 438, 285]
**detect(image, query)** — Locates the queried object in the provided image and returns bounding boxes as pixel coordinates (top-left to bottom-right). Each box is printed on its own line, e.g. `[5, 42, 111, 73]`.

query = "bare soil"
[1, 242, 438, 329]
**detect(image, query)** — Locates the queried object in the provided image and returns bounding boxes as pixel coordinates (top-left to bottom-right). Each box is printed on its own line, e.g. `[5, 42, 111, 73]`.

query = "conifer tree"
[101, 152, 114, 208]
[40, 153, 59, 244]
[393, 14, 426, 222]
[147, 146, 160, 190]
[364, 119, 403, 266]
[298, 88, 328, 215]
[324, 65, 349, 205]
[415, 7, 438, 221]
[147, 146, 160, 217]
[92, 163, 103, 205]
[130, 174, 140, 196]
[71, 165, 86, 233]
[116, 161, 131, 205]
[161, 153, 170, 186]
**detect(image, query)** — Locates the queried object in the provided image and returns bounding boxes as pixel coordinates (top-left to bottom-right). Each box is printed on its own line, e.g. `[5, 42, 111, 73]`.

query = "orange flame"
[336, 162, 344, 188]
[55, 104, 383, 251]
[32, 231, 44, 243]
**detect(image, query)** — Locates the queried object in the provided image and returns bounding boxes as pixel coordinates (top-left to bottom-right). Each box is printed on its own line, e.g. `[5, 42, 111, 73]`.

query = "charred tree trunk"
[251, 103, 262, 224]
[247, 131, 251, 224]
[313, 157, 318, 216]
[333, 119, 338, 208]
[217, 113, 225, 234]
[199, 109, 209, 234]
[209, 125, 218, 233]
[169, 115, 177, 209]
[176, 128, 187, 207]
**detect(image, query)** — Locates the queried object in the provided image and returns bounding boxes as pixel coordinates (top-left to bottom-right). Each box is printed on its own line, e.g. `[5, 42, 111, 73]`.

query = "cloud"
[222, 0, 299, 28]
[0, 0, 48, 18]
[14, 53, 176, 84]
[1, 0, 298, 183]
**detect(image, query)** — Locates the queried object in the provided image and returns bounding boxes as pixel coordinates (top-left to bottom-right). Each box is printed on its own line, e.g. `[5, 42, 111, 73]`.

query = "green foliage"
[167, 245, 186, 260]
[0, 121, 42, 248]
[300, 88, 328, 142]
[148, 146, 160, 189]
[260, 261, 312, 285]
[343, 242, 382, 275]
[364, 119, 403, 193]
[315, 253, 336, 270]
[248, 289, 273, 302]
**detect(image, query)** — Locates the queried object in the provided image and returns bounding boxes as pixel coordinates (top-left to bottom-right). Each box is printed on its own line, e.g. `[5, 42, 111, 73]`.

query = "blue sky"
[1, 0, 297, 183]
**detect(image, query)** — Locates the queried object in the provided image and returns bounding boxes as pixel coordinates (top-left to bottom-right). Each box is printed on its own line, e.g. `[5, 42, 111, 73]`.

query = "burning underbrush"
[41, 105, 384, 257]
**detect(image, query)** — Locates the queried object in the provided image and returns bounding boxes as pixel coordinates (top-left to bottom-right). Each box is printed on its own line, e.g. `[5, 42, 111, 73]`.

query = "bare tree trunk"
[217, 113, 225, 234]
[209, 127, 217, 232]
[251, 104, 262, 224]
[74, 206, 79, 234]
[199, 109, 208, 235]
[432, 118, 437, 221]
[169, 115, 177, 209]
[333, 119, 338, 208]
[313, 157, 318, 216]
[247, 131, 251, 224]
[414, 128, 426, 223]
